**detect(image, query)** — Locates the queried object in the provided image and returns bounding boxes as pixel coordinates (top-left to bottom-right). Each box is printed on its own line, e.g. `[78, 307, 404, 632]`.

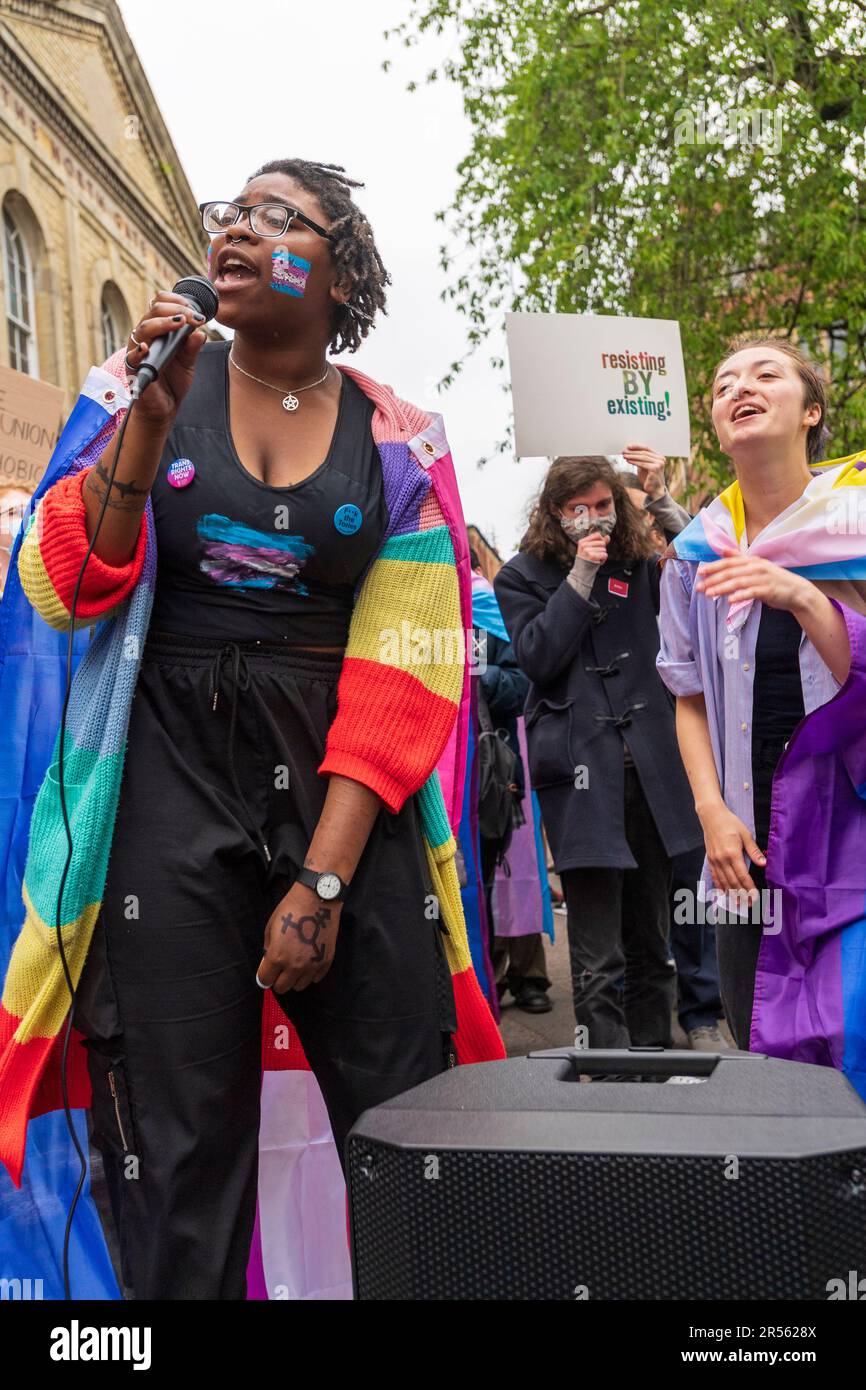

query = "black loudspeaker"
[346, 1049, 866, 1300]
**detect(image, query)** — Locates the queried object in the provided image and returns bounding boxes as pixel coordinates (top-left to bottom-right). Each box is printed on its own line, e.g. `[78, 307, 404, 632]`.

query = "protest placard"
[0, 365, 64, 493]
[506, 312, 691, 458]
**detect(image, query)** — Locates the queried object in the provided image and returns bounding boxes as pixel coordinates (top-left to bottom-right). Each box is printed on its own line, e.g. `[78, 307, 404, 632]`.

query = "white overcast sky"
[118, 0, 551, 556]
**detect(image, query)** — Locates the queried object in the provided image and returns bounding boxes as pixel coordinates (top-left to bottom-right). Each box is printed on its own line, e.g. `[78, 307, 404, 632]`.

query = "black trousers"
[669, 843, 723, 1032]
[714, 736, 784, 1050]
[75, 633, 456, 1300]
[560, 767, 675, 1049]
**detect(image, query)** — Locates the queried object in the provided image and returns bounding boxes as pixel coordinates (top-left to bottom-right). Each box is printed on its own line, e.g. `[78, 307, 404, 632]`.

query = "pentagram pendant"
[282, 393, 299, 412]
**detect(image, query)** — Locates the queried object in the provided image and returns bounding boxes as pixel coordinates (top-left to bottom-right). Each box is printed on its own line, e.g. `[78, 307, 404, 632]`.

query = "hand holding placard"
[622, 442, 666, 498]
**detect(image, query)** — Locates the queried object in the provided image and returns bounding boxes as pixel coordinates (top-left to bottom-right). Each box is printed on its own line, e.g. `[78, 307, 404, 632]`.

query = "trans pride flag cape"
[671, 454, 866, 1098]
[673, 455, 866, 629]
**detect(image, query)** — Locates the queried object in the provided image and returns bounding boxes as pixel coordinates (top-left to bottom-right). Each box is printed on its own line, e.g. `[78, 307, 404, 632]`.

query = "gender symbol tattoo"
[280, 906, 332, 963]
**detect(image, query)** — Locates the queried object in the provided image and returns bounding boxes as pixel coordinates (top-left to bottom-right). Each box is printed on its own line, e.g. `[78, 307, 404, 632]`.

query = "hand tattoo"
[280, 906, 332, 963]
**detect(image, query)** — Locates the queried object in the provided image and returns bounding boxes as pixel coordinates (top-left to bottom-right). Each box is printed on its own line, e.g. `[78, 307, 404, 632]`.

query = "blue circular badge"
[334, 504, 362, 535]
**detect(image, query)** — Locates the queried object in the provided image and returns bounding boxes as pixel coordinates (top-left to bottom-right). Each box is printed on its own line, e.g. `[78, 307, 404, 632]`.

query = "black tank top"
[752, 604, 806, 741]
[149, 341, 388, 644]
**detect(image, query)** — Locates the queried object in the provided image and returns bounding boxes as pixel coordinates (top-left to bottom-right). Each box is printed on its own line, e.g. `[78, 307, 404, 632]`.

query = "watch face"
[316, 872, 341, 901]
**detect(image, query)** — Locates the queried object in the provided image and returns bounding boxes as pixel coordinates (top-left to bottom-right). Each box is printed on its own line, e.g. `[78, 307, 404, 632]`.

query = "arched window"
[3, 207, 38, 376]
[100, 284, 128, 360]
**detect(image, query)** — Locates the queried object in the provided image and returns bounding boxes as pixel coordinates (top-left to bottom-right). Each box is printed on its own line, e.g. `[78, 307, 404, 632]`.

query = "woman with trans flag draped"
[658, 337, 866, 1099]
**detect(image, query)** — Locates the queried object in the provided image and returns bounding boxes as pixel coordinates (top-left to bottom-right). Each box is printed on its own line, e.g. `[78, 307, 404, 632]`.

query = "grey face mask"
[559, 506, 616, 540]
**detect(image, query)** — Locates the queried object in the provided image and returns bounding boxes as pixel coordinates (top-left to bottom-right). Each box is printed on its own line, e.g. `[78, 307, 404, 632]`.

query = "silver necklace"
[228, 351, 331, 412]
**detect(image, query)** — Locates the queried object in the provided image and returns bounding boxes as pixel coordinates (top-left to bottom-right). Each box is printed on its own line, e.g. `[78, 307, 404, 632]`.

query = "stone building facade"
[0, 0, 208, 419]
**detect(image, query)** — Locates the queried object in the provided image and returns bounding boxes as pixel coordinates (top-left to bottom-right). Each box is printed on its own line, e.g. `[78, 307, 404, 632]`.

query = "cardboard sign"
[0, 365, 64, 493]
[506, 313, 691, 459]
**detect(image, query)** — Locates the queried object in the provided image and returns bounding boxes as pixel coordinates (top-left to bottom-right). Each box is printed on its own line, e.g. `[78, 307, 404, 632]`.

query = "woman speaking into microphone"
[0, 159, 502, 1299]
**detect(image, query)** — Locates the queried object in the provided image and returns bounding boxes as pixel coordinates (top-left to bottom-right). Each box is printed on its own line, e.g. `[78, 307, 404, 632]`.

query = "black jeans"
[670, 843, 723, 1032]
[75, 633, 456, 1300]
[560, 767, 675, 1049]
[714, 736, 784, 1049]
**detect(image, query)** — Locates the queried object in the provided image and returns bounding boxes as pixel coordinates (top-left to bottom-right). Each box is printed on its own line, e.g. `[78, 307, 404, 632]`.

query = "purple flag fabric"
[751, 602, 866, 1100]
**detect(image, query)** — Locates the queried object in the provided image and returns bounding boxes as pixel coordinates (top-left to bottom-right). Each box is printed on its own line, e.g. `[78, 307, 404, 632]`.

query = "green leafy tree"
[389, 0, 866, 492]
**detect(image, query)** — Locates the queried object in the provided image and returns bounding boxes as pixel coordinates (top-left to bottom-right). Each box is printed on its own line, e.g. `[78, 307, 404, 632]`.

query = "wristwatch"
[296, 867, 350, 902]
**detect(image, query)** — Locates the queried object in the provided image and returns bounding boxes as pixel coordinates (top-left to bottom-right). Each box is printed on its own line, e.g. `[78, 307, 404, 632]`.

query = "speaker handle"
[526, 1046, 755, 1077]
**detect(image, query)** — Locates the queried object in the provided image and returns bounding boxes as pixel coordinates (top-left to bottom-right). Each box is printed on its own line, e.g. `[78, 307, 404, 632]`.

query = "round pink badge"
[167, 458, 195, 489]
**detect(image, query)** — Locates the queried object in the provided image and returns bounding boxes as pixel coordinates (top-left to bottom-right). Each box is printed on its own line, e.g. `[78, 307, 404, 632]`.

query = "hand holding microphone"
[83, 277, 219, 567]
[125, 275, 219, 424]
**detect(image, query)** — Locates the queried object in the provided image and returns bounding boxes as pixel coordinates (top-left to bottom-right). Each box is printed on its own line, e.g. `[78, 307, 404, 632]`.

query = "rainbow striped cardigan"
[0, 349, 504, 1188]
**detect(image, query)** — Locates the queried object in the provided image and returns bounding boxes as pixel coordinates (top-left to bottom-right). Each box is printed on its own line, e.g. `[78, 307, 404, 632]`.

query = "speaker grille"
[348, 1141, 866, 1300]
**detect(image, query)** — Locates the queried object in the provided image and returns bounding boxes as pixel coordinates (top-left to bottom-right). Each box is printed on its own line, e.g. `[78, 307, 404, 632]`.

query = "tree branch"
[836, 375, 866, 407]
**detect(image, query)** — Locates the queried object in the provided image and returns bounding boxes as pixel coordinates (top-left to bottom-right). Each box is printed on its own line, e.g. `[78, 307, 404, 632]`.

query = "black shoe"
[513, 984, 552, 1014]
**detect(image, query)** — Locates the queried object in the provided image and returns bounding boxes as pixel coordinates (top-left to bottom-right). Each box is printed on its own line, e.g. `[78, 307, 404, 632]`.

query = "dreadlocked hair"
[248, 158, 390, 354]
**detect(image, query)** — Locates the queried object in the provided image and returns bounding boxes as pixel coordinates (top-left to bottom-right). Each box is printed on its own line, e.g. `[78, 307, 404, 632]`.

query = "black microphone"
[130, 275, 219, 398]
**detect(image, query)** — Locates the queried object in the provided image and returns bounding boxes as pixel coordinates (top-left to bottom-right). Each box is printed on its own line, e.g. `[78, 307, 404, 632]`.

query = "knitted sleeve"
[17, 350, 146, 631]
[17, 468, 147, 631]
[318, 490, 465, 813]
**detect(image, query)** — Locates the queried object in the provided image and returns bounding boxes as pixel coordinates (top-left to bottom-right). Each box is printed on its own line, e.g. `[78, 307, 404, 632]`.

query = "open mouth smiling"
[731, 403, 765, 423]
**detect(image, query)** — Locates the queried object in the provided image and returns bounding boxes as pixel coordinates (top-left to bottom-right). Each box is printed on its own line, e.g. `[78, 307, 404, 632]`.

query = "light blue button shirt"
[656, 558, 839, 847]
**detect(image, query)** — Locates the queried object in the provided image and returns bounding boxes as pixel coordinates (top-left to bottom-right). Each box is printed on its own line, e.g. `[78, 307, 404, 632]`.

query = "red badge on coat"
[608, 577, 629, 598]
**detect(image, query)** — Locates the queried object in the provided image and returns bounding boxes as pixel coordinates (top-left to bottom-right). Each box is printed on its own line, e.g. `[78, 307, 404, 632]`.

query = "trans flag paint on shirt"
[196, 514, 315, 594]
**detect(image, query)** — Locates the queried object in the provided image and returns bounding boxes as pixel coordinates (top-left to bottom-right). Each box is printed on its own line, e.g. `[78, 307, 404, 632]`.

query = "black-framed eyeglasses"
[199, 201, 335, 242]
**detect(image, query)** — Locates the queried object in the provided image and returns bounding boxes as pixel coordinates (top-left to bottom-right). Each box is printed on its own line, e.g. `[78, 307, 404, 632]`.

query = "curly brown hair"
[520, 456, 657, 569]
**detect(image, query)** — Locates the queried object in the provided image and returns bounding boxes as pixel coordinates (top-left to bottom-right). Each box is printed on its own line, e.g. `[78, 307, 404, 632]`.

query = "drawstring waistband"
[141, 632, 344, 870]
[208, 642, 271, 866]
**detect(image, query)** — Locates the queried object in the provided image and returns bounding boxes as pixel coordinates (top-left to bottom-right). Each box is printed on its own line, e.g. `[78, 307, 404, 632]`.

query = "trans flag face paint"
[271, 249, 311, 298]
